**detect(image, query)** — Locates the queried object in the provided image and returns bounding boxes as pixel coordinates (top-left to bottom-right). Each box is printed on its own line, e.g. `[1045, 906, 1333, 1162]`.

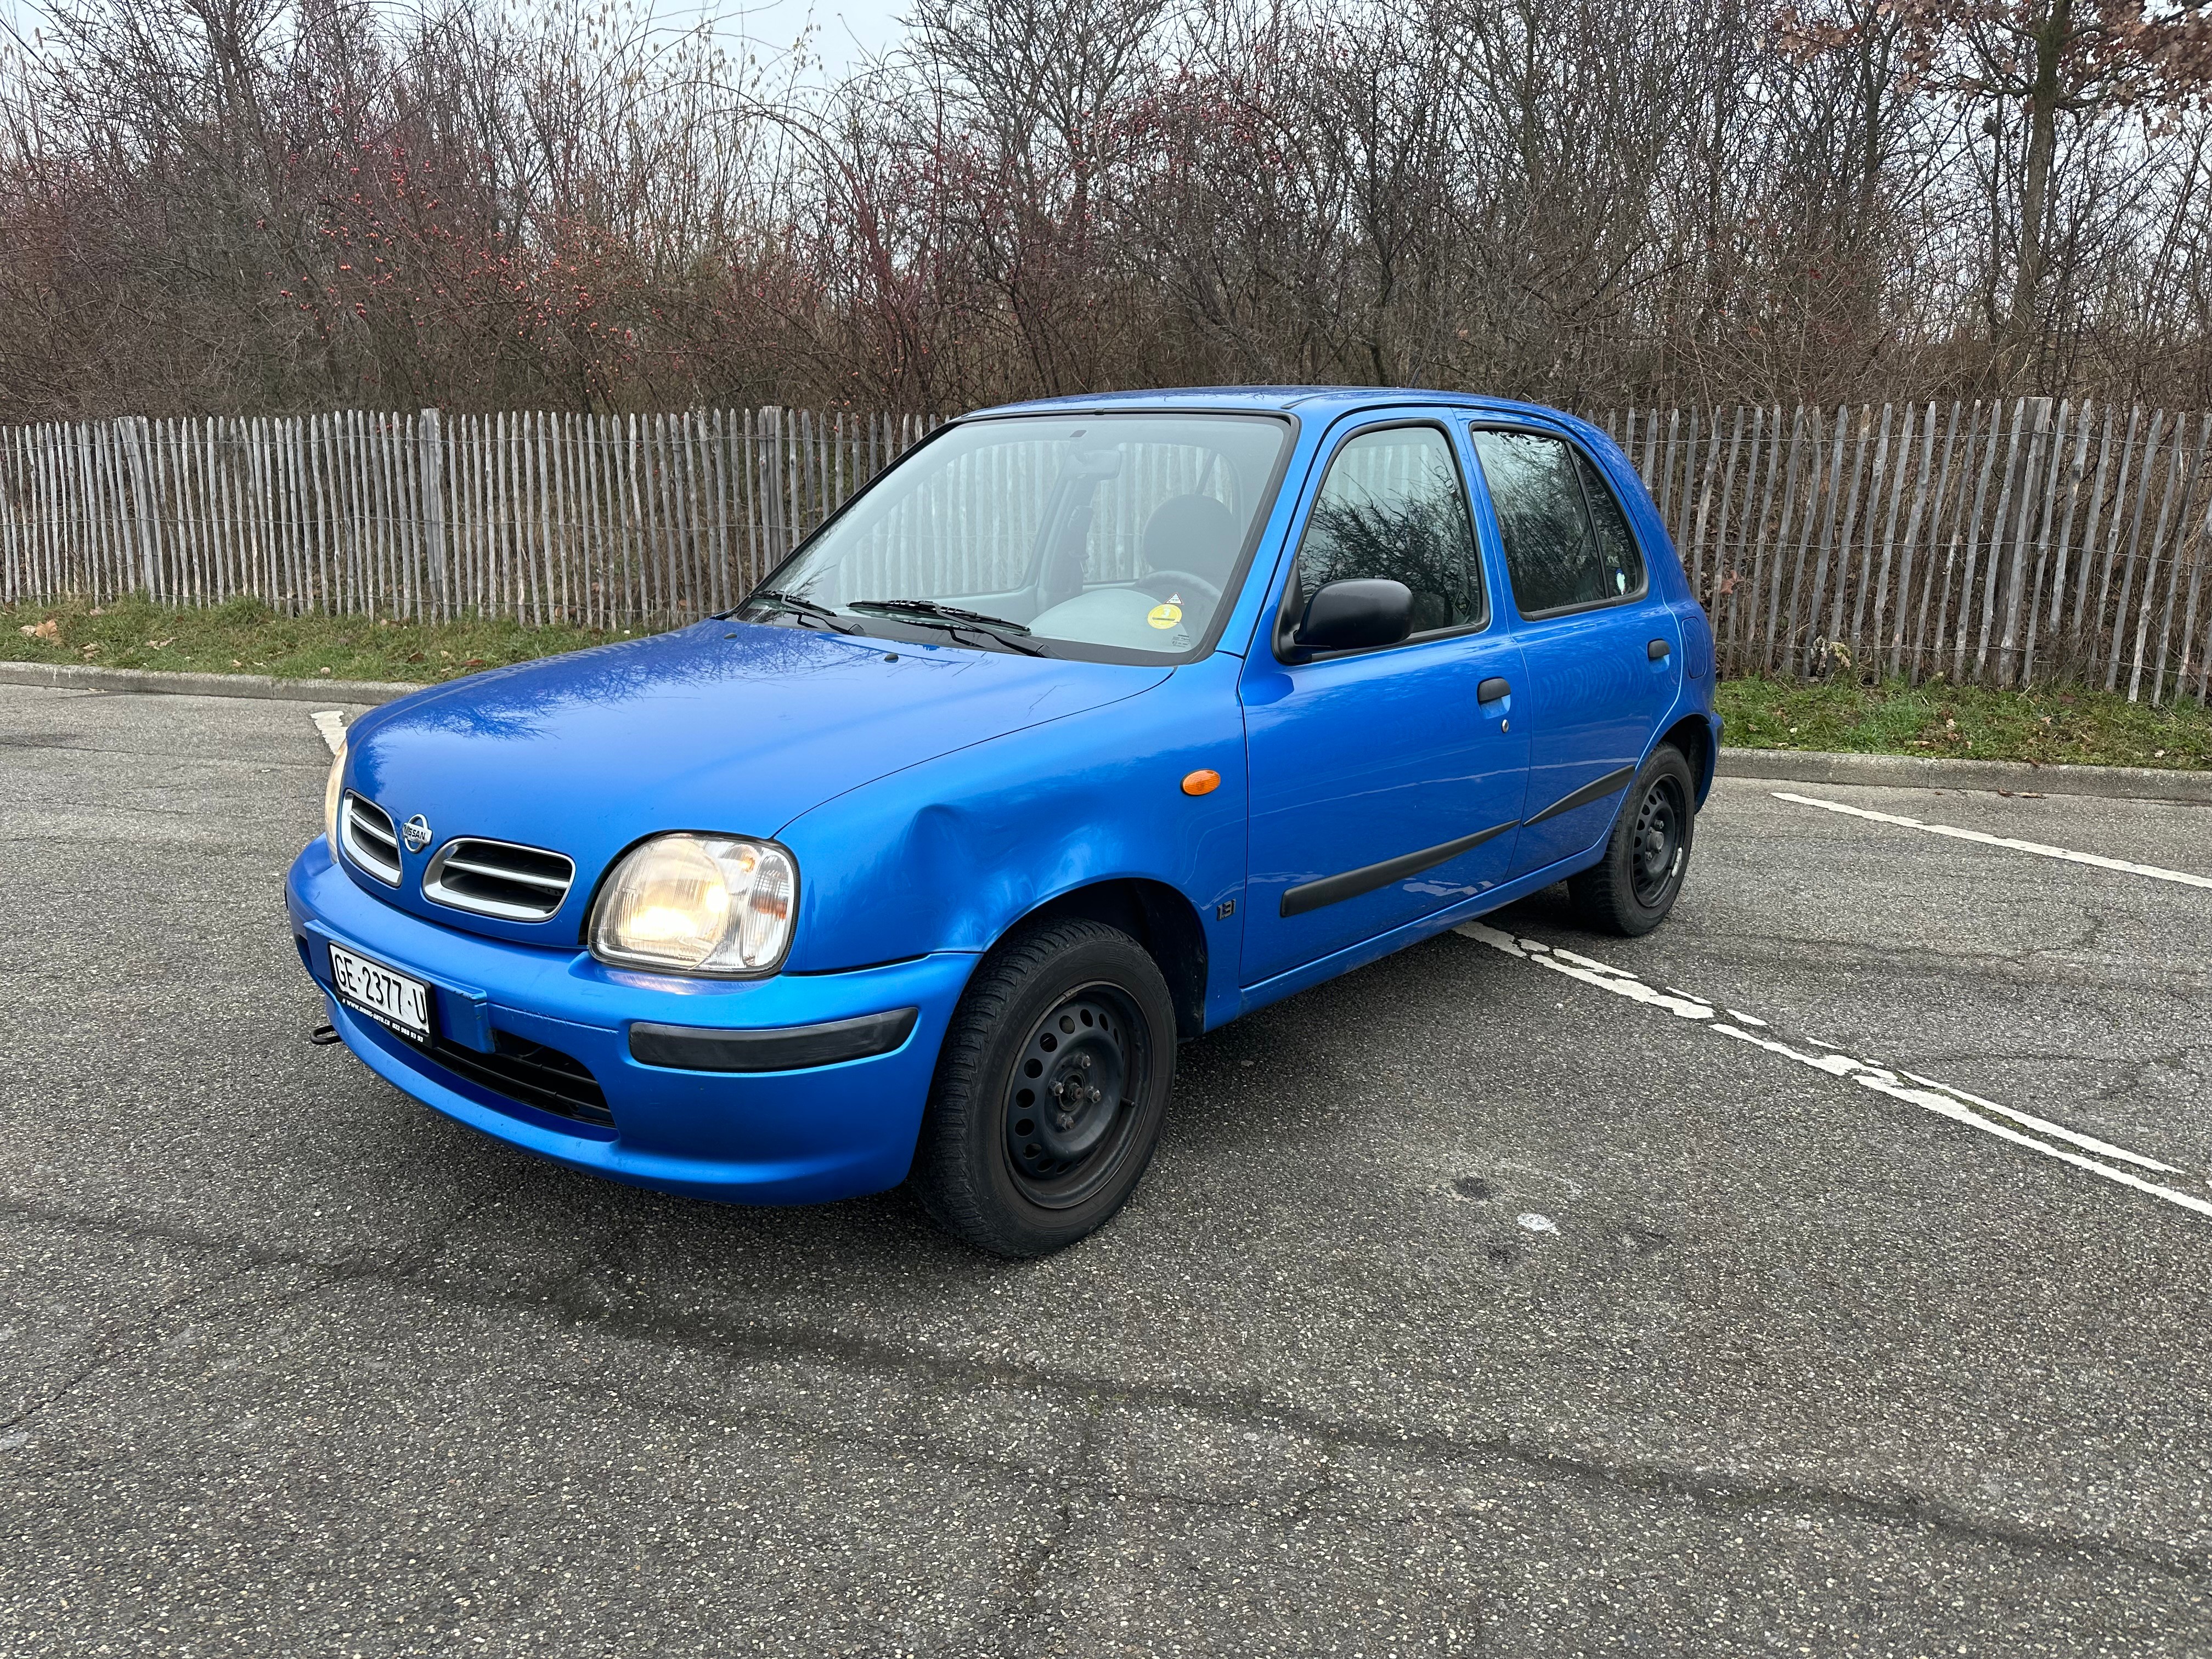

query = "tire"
[1567, 744, 1696, 937]
[911, 918, 1177, 1257]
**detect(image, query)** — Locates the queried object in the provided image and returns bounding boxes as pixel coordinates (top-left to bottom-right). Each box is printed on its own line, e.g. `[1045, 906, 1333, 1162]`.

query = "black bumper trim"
[1281, 820, 1517, 917]
[1523, 764, 1638, 827]
[629, 1007, 921, 1074]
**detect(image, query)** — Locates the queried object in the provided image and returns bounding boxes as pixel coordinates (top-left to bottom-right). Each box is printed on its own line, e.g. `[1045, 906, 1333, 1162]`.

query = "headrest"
[1141, 494, 1242, 584]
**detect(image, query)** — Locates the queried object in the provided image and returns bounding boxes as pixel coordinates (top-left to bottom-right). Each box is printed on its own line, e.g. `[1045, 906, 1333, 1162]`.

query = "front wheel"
[1568, 744, 1696, 936]
[911, 919, 1176, 1257]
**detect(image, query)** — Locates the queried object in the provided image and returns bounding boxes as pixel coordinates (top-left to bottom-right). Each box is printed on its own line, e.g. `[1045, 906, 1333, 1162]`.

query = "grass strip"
[4, 594, 626, 685]
[1716, 674, 2212, 771]
[8, 596, 2209, 771]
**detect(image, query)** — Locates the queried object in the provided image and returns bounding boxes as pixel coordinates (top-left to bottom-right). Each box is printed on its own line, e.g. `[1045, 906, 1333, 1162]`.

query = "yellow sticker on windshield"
[1147, 602, 1183, 630]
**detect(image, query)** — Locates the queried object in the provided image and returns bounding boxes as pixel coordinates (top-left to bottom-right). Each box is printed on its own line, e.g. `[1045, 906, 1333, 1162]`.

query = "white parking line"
[312, 710, 346, 754]
[1455, 922, 2212, 1222]
[1774, 791, 2212, 890]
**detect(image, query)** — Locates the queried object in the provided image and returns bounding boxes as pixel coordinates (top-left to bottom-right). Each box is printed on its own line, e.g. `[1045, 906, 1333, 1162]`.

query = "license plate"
[328, 943, 433, 1045]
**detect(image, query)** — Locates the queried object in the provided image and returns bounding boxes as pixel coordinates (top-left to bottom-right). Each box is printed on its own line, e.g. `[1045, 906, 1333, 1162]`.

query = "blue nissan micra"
[288, 388, 1719, 1255]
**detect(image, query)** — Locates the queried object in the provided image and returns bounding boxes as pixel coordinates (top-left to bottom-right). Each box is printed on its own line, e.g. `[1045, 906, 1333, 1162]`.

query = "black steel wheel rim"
[1003, 983, 1149, 1209]
[1629, 774, 1687, 906]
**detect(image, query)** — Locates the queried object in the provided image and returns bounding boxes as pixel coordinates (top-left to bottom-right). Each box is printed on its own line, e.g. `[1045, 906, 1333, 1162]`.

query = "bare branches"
[3, 0, 2212, 422]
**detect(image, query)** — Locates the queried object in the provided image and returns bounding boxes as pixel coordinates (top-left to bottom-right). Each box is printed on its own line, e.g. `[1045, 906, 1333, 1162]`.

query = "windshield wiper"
[847, 599, 1047, 656]
[733, 588, 859, 632]
[851, 599, 1034, 634]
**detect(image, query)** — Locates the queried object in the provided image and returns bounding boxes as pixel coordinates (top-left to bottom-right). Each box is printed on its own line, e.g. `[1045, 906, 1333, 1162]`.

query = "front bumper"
[286, 838, 977, 1205]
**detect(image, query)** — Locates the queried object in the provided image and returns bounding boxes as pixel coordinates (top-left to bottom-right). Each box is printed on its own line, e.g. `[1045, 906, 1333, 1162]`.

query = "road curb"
[0, 659, 425, 706]
[1718, 746, 2212, 805]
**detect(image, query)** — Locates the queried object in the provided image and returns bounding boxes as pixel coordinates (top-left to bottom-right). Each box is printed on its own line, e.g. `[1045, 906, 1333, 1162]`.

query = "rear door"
[1465, 424, 1681, 878]
[1238, 416, 1528, 988]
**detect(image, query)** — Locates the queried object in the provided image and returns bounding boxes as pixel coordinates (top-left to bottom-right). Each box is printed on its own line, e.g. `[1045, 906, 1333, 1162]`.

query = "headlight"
[324, 736, 346, 848]
[589, 834, 798, 975]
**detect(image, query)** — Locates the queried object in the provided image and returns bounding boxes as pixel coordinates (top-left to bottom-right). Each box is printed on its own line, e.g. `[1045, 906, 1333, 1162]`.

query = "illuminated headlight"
[323, 736, 346, 848]
[589, 834, 798, 975]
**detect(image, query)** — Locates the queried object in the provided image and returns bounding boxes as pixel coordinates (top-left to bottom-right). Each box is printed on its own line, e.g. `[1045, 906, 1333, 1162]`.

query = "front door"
[1465, 425, 1682, 877]
[1239, 419, 1530, 989]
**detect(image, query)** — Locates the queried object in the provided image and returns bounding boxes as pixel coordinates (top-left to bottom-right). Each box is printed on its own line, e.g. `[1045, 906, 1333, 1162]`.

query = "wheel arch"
[994, 877, 1209, 1041]
[1658, 712, 1718, 807]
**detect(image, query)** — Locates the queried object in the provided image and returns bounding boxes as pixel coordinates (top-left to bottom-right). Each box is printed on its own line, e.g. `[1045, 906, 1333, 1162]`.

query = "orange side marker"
[1181, 769, 1221, 797]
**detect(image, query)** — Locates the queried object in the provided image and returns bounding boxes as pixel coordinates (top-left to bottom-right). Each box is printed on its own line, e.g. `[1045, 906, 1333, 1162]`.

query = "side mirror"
[1291, 578, 1413, 656]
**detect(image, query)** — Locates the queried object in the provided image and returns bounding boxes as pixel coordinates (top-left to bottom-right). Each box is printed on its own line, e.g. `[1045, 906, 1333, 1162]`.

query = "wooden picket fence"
[0, 408, 934, 633]
[1599, 399, 2212, 703]
[5, 396, 2212, 701]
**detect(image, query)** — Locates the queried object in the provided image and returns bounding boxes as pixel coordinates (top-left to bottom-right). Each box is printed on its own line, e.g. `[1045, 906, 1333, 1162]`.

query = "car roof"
[965, 385, 1585, 428]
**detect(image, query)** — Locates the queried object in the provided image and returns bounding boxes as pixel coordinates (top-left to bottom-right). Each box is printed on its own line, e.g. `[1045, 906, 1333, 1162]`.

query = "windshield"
[741, 412, 1291, 661]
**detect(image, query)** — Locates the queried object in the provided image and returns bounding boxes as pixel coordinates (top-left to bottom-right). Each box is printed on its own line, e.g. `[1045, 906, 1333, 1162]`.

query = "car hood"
[342, 621, 1171, 944]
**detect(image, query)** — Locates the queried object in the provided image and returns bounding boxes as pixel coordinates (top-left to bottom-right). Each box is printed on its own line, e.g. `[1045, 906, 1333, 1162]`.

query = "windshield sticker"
[1147, 601, 1183, 630]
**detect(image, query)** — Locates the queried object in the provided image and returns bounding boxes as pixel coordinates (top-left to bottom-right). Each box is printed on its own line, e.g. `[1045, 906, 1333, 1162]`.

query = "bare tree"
[1888, 0, 2212, 380]
[7, 0, 2212, 420]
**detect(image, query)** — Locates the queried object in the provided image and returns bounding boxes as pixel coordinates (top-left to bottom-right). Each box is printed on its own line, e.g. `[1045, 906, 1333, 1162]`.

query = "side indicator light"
[1181, 769, 1221, 797]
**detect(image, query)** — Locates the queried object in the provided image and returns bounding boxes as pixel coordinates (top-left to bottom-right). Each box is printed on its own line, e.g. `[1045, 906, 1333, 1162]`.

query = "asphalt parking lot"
[4, 681, 2211, 1656]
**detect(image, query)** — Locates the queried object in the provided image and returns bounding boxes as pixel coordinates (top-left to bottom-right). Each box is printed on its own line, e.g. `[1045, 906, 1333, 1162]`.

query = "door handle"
[1647, 639, 1672, 661]
[1477, 676, 1511, 703]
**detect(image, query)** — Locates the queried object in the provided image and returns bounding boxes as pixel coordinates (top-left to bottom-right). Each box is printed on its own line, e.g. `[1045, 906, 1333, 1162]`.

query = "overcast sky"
[725, 0, 915, 80]
[0, 0, 918, 83]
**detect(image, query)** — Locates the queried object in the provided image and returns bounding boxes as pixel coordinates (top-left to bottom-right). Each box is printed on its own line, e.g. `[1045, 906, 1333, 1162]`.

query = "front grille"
[428, 1031, 614, 1128]
[341, 794, 402, 885]
[422, 837, 575, 922]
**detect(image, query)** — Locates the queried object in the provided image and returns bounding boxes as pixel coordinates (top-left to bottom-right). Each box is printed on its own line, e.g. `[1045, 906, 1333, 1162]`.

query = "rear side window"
[1469, 430, 1646, 617]
[1296, 426, 1485, 636]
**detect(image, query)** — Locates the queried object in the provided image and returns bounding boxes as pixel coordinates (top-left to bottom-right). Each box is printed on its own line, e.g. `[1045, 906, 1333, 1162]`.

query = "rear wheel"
[1568, 744, 1696, 936]
[912, 919, 1176, 1257]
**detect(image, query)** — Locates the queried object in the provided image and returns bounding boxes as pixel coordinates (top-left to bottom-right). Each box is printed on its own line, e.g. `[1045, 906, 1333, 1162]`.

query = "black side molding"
[1524, 764, 1638, 827]
[630, 1007, 919, 1074]
[1281, 821, 1517, 918]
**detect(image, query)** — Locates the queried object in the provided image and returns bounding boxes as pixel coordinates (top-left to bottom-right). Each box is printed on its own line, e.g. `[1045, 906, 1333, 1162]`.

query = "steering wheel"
[1137, 571, 1223, 609]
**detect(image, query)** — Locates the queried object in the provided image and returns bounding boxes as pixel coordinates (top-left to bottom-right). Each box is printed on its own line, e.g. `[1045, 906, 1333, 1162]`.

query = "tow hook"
[308, 1024, 342, 1046]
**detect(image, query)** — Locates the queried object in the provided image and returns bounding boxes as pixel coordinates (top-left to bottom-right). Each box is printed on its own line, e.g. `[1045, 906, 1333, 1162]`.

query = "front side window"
[743, 413, 1290, 662]
[1295, 426, 1483, 637]
[1469, 429, 1646, 617]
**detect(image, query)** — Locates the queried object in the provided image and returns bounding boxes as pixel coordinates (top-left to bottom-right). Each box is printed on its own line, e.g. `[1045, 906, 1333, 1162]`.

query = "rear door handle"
[1477, 676, 1511, 703]
[1647, 639, 1672, 661]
